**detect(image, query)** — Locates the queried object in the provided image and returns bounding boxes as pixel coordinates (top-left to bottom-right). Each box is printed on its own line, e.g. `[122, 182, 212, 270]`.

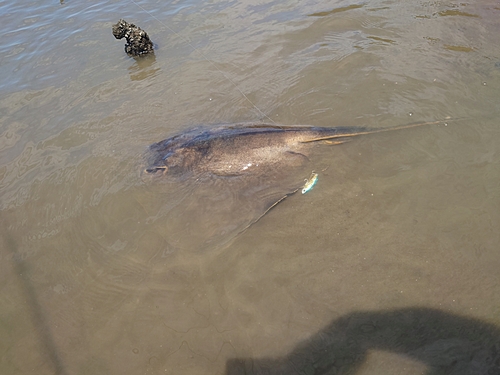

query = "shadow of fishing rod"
[2, 221, 68, 375]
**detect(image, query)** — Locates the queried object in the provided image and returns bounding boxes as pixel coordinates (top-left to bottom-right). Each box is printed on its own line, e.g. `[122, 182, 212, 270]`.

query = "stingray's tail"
[300, 117, 463, 143]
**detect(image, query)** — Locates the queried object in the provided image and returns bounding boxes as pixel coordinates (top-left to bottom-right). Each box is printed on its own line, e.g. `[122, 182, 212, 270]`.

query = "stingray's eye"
[145, 166, 167, 174]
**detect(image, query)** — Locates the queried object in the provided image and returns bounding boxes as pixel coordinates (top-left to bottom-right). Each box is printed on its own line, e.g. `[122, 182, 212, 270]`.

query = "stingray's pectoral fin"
[240, 188, 300, 235]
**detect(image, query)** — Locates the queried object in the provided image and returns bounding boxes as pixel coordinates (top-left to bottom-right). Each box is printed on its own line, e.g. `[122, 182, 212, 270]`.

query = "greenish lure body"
[302, 172, 318, 194]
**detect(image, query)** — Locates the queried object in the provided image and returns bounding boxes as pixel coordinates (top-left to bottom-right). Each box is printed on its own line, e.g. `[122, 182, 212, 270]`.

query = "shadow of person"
[225, 307, 500, 374]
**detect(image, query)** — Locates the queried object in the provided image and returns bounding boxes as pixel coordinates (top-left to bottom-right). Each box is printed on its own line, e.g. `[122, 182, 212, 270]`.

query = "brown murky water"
[1, 1, 500, 374]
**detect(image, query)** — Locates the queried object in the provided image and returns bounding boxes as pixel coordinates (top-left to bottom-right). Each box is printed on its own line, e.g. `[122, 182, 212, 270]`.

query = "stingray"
[143, 120, 448, 251]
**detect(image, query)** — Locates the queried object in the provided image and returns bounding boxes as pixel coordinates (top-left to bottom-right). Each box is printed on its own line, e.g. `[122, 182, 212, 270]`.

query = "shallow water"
[1, 0, 500, 374]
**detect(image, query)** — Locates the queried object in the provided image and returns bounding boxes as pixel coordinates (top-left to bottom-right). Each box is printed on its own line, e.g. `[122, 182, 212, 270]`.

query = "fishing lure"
[302, 172, 318, 194]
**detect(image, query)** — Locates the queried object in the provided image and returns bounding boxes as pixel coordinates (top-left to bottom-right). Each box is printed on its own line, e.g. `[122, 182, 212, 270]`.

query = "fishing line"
[128, 0, 276, 124]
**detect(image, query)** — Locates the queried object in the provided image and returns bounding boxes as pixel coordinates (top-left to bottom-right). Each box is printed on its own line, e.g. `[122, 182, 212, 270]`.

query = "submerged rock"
[112, 19, 154, 57]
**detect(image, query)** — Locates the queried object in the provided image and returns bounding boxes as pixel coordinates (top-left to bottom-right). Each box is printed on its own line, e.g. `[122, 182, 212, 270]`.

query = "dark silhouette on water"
[225, 307, 500, 375]
[112, 19, 154, 57]
[2, 222, 68, 375]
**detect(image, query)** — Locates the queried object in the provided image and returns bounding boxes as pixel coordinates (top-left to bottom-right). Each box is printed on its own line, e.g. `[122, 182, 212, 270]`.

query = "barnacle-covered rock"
[112, 19, 154, 57]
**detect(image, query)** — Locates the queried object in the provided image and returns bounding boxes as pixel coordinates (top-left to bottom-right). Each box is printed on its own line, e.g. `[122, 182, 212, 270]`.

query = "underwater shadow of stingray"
[143, 120, 451, 252]
[225, 307, 500, 375]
